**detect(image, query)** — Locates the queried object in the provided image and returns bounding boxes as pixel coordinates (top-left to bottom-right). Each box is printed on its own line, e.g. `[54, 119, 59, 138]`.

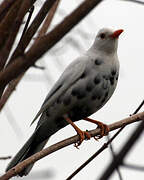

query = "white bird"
[6, 28, 123, 176]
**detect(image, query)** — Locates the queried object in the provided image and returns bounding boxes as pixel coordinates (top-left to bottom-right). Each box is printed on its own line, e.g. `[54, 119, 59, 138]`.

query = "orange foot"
[84, 117, 109, 140]
[74, 130, 91, 148]
[63, 115, 91, 148]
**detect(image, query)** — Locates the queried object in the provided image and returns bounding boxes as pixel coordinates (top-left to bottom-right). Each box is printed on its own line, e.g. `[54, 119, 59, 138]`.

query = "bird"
[6, 28, 123, 176]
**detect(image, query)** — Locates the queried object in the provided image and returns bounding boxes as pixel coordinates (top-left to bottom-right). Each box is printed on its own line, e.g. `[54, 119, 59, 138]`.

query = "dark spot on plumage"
[95, 59, 103, 65]
[57, 97, 62, 104]
[55, 117, 67, 128]
[91, 94, 101, 100]
[86, 81, 94, 92]
[63, 96, 71, 106]
[111, 69, 116, 76]
[72, 87, 86, 99]
[94, 74, 101, 84]
[71, 88, 78, 96]
[91, 90, 102, 100]
[105, 91, 109, 98]
[102, 79, 108, 89]
[77, 90, 86, 99]
[101, 97, 106, 103]
[103, 75, 109, 80]
[110, 76, 115, 85]
[116, 74, 119, 80]
[80, 71, 86, 79]
[69, 105, 90, 121]
[97, 96, 101, 100]
[46, 110, 50, 117]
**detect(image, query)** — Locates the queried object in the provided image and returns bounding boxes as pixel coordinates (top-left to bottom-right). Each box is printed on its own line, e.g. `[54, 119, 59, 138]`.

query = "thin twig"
[0, 0, 16, 22]
[0, 75, 23, 111]
[99, 120, 144, 179]
[107, 136, 123, 180]
[0, 0, 35, 66]
[0, 0, 22, 70]
[133, 100, 144, 114]
[99, 99, 144, 179]
[0, 156, 11, 160]
[106, 100, 144, 179]
[19, 5, 35, 41]
[122, 163, 144, 171]
[0, 0, 60, 112]
[0, 0, 103, 90]
[0, 4, 35, 111]
[121, 0, 144, 5]
[8, 0, 57, 63]
[66, 127, 125, 180]
[67, 99, 144, 179]
[0, 0, 35, 98]
[36, 0, 60, 41]
[0, 111, 144, 180]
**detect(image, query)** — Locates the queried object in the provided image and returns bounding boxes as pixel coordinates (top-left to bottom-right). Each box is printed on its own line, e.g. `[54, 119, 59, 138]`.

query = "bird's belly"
[67, 77, 117, 121]
[37, 72, 118, 139]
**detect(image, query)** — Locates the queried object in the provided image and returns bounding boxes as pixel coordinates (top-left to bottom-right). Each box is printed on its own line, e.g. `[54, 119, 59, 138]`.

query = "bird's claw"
[94, 123, 109, 140]
[74, 130, 91, 148]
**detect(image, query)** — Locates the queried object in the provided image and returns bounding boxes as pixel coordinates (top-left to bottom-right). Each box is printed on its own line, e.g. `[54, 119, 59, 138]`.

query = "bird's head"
[93, 28, 123, 54]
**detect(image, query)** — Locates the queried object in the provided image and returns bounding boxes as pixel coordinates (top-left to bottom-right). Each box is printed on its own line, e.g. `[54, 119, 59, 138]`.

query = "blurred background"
[1, 0, 144, 179]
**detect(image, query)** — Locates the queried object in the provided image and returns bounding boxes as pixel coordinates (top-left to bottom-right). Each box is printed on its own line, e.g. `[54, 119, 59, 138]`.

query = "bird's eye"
[100, 33, 105, 39]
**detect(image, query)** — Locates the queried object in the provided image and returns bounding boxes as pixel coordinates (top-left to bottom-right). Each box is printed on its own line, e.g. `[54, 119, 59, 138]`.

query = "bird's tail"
[6, 131, 49, 176]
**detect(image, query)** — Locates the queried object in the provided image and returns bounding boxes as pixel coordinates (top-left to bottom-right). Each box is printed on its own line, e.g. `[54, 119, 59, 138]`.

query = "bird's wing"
[30, 57, 88, 125]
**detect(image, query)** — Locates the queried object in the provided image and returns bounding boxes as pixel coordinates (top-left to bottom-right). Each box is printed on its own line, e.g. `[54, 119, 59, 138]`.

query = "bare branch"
[66, 99, 144, 179]
[0, 156, 11, 160]
[0, 0, 103, 90]
[121, 0, 144, 5]
[105, 99, 144, 180]
[0, 111, 144, 180]
[0, 0, 35, 68]
[122, 163, 144, 171]
[36, 0, 61, 41]
[8, 0, 57, 63]
[0, 0, 60, 112]
[0, 74, 23, 112]
[66, 127, 125, 180]
[107, 136, 123, 180]
[0, 0, 16, 22]
[99, 120, 144, 179]
[19, 5, 35, 41]
[0, 0, 22, 70]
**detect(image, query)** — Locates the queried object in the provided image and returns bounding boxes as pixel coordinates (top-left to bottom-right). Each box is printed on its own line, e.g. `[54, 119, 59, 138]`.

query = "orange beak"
[110, 29, 124, 38]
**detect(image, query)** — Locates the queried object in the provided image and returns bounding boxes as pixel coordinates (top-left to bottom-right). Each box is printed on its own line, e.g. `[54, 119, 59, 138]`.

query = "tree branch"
[99, 118, 144, 179]
[107, 135, 123, 180]
[66, 127, 125, 180]
[0, 0, 60, 112]
[0, 0, 16, 22]
[0, 111, 144, 180]
[122, 163, 144, 171]
[0, 0, 103, 90]
[8, 0, 57, 63]
[0, 0, 35, 68]
[0, 74, 23, 112]
[36, 0, 61, 41]
[121, 0, 144, 5]
[68, 100, 144, 179]
[0, 0, 22, 70]
[0, 156, 11, 160]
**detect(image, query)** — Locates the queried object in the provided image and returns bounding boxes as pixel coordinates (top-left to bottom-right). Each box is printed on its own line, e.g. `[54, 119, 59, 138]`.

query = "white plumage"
[6, 28, 123, 176]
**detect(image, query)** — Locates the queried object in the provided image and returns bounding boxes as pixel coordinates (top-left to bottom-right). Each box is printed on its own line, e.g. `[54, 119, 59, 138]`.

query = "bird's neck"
[87, 46, 117, 58]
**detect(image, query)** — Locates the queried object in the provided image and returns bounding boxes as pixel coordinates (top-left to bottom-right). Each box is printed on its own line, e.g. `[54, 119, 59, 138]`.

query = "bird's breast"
[61, 69, 119, 122]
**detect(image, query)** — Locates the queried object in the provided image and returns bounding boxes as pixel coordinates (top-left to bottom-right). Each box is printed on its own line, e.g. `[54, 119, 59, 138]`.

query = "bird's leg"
[63, 115, 91, 148]
[83, 117, 109, 139]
